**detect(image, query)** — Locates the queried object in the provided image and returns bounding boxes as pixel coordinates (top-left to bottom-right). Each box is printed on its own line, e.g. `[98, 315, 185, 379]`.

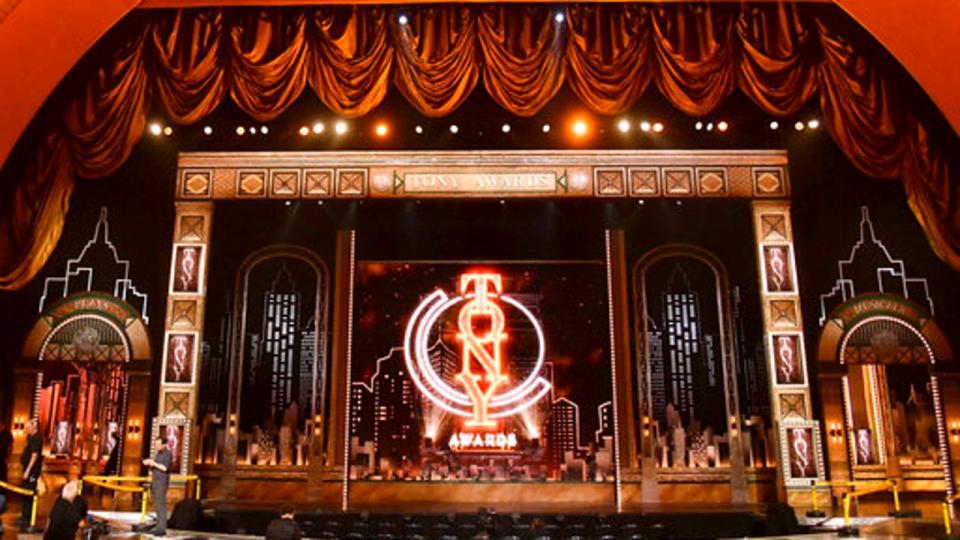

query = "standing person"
[43, 479, 87, 540]
[264, 505, 301, 540]
[0, 420, 13, 481]
[142, 436, 172, 537]
[20, 419, 42, 531]
[102, 431, 121, 476]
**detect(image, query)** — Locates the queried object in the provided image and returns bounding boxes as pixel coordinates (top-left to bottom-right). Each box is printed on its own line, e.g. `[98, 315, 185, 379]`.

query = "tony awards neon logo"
[404, 271, 551, 450]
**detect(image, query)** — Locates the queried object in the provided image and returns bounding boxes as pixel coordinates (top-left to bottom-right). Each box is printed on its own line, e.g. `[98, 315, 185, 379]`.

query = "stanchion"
[943, 496, 960, 540]
[0, 479, 40, 530]
[140, 486, 149, 524]
[838, 492, 859, 537]
[888, 484, 922, 518]
[807, 479, 826, 518]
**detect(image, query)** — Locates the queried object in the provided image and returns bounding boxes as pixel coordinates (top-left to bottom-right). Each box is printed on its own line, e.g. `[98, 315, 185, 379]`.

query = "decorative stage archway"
[816, 293, 956, 499]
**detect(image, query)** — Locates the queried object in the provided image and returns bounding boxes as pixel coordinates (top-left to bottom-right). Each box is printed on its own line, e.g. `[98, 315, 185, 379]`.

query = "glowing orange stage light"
[374, 122, 389, 138]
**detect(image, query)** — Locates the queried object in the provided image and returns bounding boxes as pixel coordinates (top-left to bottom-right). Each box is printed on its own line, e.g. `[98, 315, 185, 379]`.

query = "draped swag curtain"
[2, 3, 959, 289]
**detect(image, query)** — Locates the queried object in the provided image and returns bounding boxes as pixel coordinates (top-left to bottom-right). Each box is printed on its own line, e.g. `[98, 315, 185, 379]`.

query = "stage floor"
[2, 505, 956, 539]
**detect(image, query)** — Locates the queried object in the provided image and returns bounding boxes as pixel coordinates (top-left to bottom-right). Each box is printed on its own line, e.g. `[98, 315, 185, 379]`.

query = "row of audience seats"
[196, 505, 800, 539]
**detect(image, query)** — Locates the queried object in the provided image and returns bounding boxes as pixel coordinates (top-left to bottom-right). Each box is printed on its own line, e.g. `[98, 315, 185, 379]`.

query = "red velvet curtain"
[2, 3, 958, 289]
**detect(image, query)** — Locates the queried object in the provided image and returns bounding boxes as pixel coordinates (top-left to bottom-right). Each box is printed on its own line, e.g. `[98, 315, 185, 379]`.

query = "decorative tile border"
[176, 151, 789, 200]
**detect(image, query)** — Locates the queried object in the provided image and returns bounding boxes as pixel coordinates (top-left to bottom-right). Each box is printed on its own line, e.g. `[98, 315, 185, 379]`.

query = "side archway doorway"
[816, 293, 955, 499]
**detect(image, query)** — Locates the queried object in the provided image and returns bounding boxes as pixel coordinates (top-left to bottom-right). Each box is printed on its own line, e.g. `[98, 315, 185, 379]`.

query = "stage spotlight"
[705, 122, 714, 131]
[298, 126, 309, 136]
[794, 121, 805, 131]
[807, 118, 820, 129]
[449, 124, 459, 134]
[653, 122, 664, 133]
[249, 126, 257, 135]
[695, 121, 703, 131]
[163, 126, 173, 136]
[769, 121, 779, 130]
[414, 125, 423, 134]
[236, 126, 245, 136]
[375, 123, 389, 137]
[312, 122, 325, 134]
[499, 199, 506, 205]
[554, 11, 565, 24]
[542, 123, 551, 133]
[572, 119, 589, 137]
[317, 200, 324, 206]
[260, 126, 269, 134]
[616, 119, 630, 133]
[501, 123, 511, 133]
[717, 121, 728, 132]
[640, 121, 651, 132]
[148, 123, 162, 136]
[203, 126, 213, 135]
[398, 14, 409, 25]
[335, 121, 348, 135]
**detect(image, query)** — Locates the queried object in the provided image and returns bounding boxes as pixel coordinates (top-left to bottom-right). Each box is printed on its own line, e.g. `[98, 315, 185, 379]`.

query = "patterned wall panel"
[158, 201, 213, 474]
[751, 200, 815, 493]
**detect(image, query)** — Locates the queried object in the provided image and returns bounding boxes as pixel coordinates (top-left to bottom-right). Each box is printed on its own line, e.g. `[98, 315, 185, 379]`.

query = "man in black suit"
[142, 436, 173, 537]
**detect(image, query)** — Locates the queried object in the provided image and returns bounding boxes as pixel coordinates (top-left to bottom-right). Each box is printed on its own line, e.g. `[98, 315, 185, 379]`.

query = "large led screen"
[348, 261, 614, 483]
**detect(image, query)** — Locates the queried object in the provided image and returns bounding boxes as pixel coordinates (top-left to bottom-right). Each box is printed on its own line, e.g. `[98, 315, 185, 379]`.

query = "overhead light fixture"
[163, 126, 173, 136]
[571, 119, 589, 137]
[769, 121, 779, 130]
[312, 122, 325, 134]
[375, 123, 389, 137]
[414, 125, 423, 134]
[616, 119, 630, 133]
[717, 121, 728, 132]
[795, 121, 805, 131]
[299, 126, 310, 136]
[640, 121, 651, 132]
[542, 123, 551, 133]
[807, 118, 820, 129]
[335, 121, 348, 135]
[501, 123, 511, 133]
[695, 121, 703, 131]
[554, 12, 565, 24]
[203, 126, 213, 135]
[449, 124, 459, 134]
[398, 14, 409, 25]
[260, 126, 269, 135]
[236, 126, 245, 136]
[652, 122, 664, 133]
[148, 123, 162, 136]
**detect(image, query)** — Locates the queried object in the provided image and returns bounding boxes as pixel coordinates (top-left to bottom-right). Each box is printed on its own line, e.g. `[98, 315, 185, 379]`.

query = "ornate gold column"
[157, 201, 214, 476]
[326, 231, 355, 508]
[751, 200, 819, 504]
[606, 230, 638, 509]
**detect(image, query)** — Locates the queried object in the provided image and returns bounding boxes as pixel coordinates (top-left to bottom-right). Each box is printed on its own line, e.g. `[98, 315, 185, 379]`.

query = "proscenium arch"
[816, 293, 956, 497]
[2, 0, 960, 173]
[39, 313, 131, 362]
[817, 293, 955, 366]
[631, 244, 743, 463]
[21, 292, 152, 362]
[225, 244, 331, 445]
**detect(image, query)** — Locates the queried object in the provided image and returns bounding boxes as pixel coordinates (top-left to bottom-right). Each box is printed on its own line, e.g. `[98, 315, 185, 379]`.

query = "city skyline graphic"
[350, 262, 613, 481]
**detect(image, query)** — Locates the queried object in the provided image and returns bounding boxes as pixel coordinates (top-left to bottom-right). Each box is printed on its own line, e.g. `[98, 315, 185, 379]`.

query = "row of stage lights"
[147, 116, 820, 140]
[148, 117, 667, 140]
[694, 118, 821, 132]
